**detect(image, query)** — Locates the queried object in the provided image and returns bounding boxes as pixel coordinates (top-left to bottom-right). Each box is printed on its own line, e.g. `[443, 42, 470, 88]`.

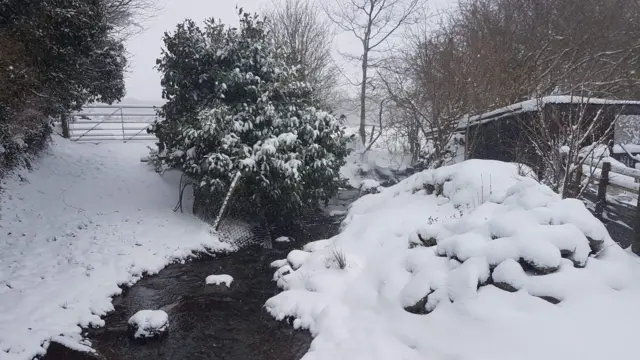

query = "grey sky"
[123, 0, 453, 103]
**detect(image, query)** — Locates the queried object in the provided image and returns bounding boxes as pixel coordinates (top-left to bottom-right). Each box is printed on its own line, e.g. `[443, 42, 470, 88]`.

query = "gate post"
[120, 106, 126, 142]
[61, 113, 70, 139]
[632, 184, 640, 255]
[595, 161, 611, 220]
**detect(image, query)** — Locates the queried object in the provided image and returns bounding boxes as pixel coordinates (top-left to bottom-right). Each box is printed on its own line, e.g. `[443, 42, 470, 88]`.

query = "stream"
[42, 189, 360, 360]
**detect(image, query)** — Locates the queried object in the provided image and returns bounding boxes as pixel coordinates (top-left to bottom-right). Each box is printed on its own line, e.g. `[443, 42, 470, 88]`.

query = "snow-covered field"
[0, 138, 230, 359]
[267, 160, 640, 360]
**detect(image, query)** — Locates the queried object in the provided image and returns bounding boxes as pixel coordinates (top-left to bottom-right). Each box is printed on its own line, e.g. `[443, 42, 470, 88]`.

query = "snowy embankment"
[267, 160, 640, 360]
[0, 138, 230, 359]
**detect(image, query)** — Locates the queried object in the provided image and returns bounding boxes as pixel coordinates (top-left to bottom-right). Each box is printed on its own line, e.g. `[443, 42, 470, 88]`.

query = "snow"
[359, 179, 381, 194]
[205, 274, 234, 287]
[267, 159, 640, 360]
[613, 144, 640, 154]
[275, 236, 292, 243]
[127, 310, 169, 339]
[340, 138, 412, 188]
[287, 250, 311, 270]
[0, 137, 231, 359]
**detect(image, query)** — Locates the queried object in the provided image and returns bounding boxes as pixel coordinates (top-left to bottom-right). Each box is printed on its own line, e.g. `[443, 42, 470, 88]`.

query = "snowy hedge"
[150, 11, 348, 225]
[266, 160, 639, 359]
[0, 109, 51, 176]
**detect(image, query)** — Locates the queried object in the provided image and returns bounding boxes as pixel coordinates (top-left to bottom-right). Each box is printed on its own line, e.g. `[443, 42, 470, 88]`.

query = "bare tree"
[377, 20, 473, 168]
[448, 0, 640, 111]
[521, 95, 618, 198]
[323, 0, 424, 145]
[102, 0, 161, 39]
[263, 0, 339, 107]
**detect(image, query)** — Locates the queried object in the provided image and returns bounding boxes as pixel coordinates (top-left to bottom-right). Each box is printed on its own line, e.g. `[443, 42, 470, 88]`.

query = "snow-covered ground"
[267, 160, 640, 360]
[0, 137, 230, 359]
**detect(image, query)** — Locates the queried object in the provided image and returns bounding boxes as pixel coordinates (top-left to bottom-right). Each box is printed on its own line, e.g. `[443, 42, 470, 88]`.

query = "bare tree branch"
[323, 0, 425, 145]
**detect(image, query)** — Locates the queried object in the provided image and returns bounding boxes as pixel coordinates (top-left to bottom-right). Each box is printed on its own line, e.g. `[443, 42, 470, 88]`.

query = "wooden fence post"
[61, 113, 70, 139]
[632, 185, 640, 255]
[595, 161, 611, 219]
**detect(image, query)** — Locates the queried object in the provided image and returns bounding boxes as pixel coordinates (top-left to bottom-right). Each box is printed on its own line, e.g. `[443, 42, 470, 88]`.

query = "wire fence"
[174, 172, 273, 250]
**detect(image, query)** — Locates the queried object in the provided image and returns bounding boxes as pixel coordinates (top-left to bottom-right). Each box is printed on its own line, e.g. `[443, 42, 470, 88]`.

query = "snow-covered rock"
[273, 236, 294, 250]
[266, 159, 640, 360]
[275, 236, 292, 243]
[205, 274, 234, 287]
[128, 310, 169, 339]
[359, 179, 382, 196]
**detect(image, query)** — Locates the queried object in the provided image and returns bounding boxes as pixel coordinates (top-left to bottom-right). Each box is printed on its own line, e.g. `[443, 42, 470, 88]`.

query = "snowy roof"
[457, 95, 640, 130]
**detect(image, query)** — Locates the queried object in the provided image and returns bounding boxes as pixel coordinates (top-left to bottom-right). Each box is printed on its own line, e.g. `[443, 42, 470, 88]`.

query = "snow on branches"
[150, 10, 348, 225]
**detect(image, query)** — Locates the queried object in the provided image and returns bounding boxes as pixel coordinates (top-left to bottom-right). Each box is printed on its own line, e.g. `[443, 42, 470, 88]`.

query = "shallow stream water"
[42, 189, 359, 360]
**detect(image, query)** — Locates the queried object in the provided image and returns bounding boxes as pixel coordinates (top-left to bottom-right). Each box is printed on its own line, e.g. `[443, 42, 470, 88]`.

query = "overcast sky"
[123, 0, 453, 103]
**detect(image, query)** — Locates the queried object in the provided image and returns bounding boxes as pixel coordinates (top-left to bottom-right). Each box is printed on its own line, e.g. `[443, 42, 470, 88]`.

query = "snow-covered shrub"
[359, 179, 382, 195]
[414, 133, 466, 171]
[149, 11, 348, 226]
[0, 107, 52, 176]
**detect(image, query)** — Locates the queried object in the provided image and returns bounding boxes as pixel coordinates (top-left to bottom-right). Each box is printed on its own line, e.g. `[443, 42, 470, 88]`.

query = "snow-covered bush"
[149, 11, 348, 225]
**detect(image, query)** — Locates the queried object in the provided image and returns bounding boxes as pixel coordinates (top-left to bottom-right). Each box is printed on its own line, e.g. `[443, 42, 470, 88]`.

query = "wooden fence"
[582, 158, 640, 252]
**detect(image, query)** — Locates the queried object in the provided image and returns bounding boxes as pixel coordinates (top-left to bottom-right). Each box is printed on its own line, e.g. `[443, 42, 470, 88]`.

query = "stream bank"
[42, 189, 359, 360]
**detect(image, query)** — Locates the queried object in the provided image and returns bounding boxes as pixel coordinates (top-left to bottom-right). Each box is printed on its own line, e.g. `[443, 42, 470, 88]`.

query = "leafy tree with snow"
[150, 10, 349, 226]
[0, 0, 127, 172]
[0, 0, 127, 115]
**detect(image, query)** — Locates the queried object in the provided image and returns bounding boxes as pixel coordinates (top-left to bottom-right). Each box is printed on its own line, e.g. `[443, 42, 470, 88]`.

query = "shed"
[457, 96, 640, 176]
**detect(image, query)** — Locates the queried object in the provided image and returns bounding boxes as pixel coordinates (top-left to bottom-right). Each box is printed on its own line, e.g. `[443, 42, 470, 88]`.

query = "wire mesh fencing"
[174, 172, 272, 250]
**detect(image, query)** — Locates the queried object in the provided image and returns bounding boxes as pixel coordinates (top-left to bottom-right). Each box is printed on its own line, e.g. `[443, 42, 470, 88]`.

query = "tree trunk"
[359, 51, 368, 145]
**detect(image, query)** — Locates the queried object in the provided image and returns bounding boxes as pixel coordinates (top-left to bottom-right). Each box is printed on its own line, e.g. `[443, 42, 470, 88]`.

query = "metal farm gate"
[65, 104, 159, 142]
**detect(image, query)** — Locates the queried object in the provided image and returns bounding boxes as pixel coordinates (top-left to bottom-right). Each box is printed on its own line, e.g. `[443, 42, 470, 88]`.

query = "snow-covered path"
[0, 138, 230, 359]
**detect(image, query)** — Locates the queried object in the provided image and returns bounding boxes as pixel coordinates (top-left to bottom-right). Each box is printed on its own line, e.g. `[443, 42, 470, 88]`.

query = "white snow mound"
[205, 274, 234, 287]
[275, 236, 292, 243]
[128, 310, 169, 339]
[266, 159, 640, 360]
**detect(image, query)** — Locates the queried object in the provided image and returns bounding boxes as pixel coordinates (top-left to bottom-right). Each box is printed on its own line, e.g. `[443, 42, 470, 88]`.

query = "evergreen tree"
[150, 10, 349, 226]
[0, 0, 126, 115]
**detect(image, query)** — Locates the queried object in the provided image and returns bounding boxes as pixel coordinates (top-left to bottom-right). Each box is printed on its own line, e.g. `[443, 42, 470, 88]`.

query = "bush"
[149, 10, 349, 227]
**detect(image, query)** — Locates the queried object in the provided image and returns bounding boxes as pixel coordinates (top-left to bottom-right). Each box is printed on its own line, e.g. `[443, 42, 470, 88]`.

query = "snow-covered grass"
[128, 310, 169, 339]
[267, 159, 640, 360]
[205, 274, 234, 287]
[0, 137, 230, 359]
